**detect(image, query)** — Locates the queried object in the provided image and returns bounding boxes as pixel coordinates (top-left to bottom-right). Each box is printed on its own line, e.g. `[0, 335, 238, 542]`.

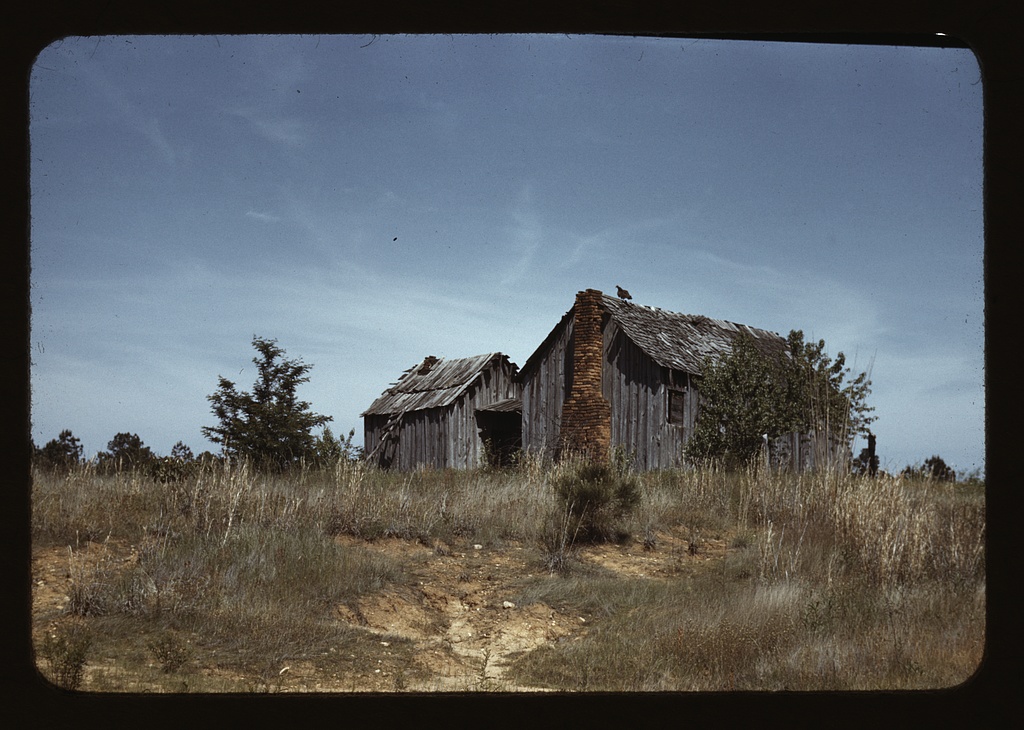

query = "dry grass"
[509, 465, 985, 691]
[31, 458, 984, 692]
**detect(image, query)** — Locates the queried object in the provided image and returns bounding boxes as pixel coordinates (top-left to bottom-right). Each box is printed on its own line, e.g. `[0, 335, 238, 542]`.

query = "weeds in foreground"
[147, 631, 192, 673]
[37, 620, 93, 690]
[32, 460, 984, 691]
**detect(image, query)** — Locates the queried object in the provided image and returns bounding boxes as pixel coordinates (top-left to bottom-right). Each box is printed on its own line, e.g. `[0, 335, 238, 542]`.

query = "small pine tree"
[202, 337, 332, 470]
[170, 441, 194, 462]
[36, 430, 84, 471]
[98, 432, 155, 472]
[551, 461, 641, 543]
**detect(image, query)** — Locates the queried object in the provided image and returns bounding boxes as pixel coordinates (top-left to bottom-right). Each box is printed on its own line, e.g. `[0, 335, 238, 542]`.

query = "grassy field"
[30, 457, 985, 692]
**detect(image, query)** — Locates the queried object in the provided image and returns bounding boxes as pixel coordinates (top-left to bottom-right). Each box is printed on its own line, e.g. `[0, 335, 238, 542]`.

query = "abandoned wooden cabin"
[361, 352, 522, 470]
[519, 288, 801, 470]
[363, 289, 849, 472]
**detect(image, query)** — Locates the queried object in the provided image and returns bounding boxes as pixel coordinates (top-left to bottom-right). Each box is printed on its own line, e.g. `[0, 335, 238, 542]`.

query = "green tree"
[202, 336, 332, 469]
[98, 432, 155, 472]
[36, 429, 84, 470]
[308, 426, 363, 466]
[781, 330, 875, 444]
[170, 441, 194, 462]
[922, 455, 956, 482]
[684, 334, 787, 467]
[685, 331, 874, 467]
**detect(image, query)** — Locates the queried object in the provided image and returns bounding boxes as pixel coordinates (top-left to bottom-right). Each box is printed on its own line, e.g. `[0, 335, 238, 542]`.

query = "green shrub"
[551, 461, 641, 543]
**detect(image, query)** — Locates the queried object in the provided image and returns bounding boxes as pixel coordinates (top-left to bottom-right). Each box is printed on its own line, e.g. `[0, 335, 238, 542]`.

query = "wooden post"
[867, 433, 878, 477]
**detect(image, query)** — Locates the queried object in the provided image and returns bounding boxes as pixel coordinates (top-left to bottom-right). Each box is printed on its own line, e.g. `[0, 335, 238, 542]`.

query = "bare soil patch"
[31, 527, 733, 692]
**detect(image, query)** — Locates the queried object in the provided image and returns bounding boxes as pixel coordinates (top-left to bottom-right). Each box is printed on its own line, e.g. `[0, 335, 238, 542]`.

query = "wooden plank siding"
[522, 311, 702, 469]
[520, 315, 574, 460]
[363, 354, 520, 470]
[604, 320, 694, 469]
[769, 430, 852, 473]
[371, 290, 815, 473]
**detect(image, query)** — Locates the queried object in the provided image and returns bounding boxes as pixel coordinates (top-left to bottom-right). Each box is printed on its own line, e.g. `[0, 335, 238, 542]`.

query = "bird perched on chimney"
[616, 285, 632, 300]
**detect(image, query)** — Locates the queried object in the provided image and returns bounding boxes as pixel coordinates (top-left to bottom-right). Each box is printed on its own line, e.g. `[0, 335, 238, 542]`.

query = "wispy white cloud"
[228, 106, 308, 146]
[250, 116, 307, 146]
[500, 185, 542, 286]
[137, 116, 177, 166]
[671, 248, 891, 352]
[79, 61, 180, 166]
[245, 209, 282, 223]
[28, 36, 983, 473]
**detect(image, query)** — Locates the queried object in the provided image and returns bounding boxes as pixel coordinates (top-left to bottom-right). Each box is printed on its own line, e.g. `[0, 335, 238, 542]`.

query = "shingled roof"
[520, 293, 789, 377]
[361, 352, 518, 417]
[600, 295, 788, 374]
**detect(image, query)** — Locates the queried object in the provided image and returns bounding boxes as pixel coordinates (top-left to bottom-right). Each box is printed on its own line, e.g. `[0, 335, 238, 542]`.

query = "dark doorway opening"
[476, 408, 522, 468]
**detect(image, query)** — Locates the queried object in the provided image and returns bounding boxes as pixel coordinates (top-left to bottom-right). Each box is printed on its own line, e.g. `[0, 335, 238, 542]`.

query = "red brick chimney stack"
[559, 289, 612, 463]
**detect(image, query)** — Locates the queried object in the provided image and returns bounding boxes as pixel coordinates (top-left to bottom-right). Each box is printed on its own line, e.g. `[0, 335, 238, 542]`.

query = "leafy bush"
[686, 331, 874, 468]
[307, 426, 363, 466]
[550, 461, 641, 543]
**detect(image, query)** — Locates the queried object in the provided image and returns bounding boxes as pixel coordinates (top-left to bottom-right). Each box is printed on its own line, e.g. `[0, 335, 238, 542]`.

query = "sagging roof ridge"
[361, 351, 519, 417]
[518, 289, 788, 377]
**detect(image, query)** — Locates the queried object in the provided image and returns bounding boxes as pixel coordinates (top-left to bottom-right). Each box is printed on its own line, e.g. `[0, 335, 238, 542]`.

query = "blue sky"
[29, 34, 984, 476]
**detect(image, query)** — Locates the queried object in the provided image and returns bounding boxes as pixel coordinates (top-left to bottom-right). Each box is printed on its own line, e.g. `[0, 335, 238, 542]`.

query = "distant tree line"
[33, 425, 361, 478]
[39, 333, 958, 483]
[33, 336, 361, 476]
[33, 430, 218, 476]
[901, 455, 957, 482]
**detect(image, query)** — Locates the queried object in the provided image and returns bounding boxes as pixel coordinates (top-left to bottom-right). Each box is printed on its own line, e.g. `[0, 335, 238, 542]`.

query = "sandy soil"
[31, 527, 732, 692]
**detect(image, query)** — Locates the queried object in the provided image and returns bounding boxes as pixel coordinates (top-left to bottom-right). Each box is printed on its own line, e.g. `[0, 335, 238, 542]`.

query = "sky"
[28, 34, 984, 476]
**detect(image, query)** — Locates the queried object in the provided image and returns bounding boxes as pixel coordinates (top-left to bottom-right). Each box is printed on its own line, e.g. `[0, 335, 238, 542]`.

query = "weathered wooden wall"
[603, 320, 696, 469]
[364, 360, 519, 470]
[520, 314, 574, 460]
[770, 430, 852, 473]
[521, 305, 701, 469]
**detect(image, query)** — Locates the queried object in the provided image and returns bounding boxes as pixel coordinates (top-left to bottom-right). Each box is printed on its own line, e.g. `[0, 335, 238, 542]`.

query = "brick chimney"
[558, 289, 612, 463]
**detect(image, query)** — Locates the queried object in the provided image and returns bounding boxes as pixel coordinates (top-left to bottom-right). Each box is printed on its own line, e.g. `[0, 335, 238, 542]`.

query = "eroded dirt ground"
[31, 528, 733, 692]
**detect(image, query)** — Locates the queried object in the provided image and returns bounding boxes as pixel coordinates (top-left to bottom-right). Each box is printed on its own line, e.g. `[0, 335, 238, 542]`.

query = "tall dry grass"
[31, 457, 984, 691]
[511, 464, 985, 691]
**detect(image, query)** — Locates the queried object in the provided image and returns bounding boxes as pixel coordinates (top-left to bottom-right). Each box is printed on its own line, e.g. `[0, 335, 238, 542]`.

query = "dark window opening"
[669, 389, 686, 426]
